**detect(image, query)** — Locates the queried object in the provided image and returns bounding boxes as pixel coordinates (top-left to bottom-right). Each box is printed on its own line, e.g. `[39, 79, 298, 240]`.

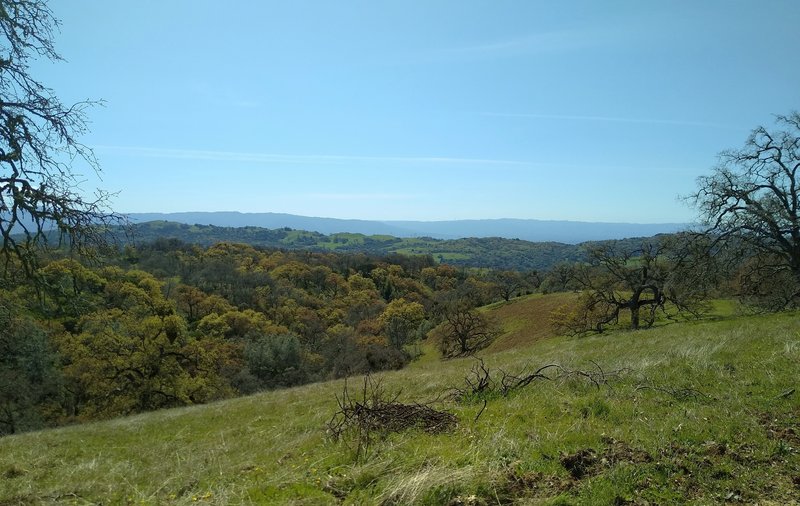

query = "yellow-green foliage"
[4, 242, 451, 431]
[54, 269, 233, 420]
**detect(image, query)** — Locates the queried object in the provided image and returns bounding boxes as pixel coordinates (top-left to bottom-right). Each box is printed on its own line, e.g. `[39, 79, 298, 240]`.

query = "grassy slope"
[484, 293, 578, 353]
[1, 297, 799, 505]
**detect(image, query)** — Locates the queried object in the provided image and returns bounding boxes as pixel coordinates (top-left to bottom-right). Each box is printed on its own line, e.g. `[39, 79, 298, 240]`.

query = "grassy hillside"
[484, 293, 579, 353]
[1, 296, 799, 505]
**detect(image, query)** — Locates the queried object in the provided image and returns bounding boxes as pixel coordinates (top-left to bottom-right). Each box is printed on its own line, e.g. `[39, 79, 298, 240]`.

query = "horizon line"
[123, 211, 690, 227]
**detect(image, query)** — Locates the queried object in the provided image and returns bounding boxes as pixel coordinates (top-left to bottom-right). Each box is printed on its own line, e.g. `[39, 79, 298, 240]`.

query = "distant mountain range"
[127, 212, 687, 244]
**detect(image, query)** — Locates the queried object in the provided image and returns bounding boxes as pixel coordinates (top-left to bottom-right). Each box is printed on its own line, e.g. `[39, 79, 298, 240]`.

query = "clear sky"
[37, 1, 799, 223]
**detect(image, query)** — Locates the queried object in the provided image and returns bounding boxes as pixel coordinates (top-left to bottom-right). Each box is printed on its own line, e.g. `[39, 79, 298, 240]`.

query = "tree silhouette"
[0, 0, 119, 275]
[692, 112, 800, 307]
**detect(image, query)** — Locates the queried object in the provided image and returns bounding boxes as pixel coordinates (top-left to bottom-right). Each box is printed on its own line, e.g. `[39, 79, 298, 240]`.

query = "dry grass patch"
[486, 292, 578, 352]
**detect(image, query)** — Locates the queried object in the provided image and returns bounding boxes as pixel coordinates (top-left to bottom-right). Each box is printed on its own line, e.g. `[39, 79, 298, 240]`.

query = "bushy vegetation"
[2, 215, 795, 436]
[0, 240, 542, 435]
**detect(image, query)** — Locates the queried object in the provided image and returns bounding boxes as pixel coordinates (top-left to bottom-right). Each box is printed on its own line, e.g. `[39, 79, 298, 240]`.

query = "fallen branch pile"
[324, 359, 713, 459]
[327, 374, 457, 457]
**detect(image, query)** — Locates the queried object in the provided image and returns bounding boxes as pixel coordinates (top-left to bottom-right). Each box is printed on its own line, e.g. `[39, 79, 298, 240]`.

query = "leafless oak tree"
[0, 0, 119, 275]
[558, 237, 710, 334]
[691, 112, 800, 308]
[430, 294, 500, 357]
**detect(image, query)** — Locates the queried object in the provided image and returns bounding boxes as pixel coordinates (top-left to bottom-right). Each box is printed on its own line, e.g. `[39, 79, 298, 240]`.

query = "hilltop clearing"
[484, 293, 578, 353]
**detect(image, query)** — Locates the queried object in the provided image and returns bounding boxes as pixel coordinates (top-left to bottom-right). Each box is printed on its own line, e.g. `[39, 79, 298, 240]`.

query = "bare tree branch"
[689, 112, 800, 308]
[0, 0, 122, 277]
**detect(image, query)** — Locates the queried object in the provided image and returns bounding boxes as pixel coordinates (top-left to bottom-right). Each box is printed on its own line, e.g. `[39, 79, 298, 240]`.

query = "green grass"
[2, 298, 799, 505]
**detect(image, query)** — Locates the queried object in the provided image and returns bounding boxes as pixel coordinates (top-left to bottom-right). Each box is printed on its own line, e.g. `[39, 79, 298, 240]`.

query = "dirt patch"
[601, 436, 653, 466]
[2, 465, 25, 479]
[560, 437, 653, 480]
[501, 469, 574, 501]
[759, 412, 800, 446]
[560, 448, 598, 479]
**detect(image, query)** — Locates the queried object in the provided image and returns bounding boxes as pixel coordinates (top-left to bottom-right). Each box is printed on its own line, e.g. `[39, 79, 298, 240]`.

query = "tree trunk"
[630, 304, 640, 330]
[629, 290, 641, 330]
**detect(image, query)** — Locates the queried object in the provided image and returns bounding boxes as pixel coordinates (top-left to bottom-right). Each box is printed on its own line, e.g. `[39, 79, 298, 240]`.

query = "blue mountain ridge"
[125, 212, 687, 244]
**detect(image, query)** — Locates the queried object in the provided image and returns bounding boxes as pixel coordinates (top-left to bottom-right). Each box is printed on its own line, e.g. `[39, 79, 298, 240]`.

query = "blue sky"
[38, 1, 799, 223]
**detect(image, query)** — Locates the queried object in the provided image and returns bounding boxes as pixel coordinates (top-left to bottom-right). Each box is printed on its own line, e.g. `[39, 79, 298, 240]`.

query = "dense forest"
[1, 239, 548, 435]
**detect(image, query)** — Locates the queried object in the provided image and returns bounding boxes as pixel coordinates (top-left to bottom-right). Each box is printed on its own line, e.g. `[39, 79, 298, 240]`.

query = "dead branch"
[498, 363, 563, 395]
[474, 399, 487, 423]
[450, 360, 630, 403]
[326, 374, 458, 458]
[634, 382, 710, 401]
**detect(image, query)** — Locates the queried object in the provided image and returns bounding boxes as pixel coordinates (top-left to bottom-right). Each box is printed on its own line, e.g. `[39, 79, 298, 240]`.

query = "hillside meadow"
[1, 294, 798, 505]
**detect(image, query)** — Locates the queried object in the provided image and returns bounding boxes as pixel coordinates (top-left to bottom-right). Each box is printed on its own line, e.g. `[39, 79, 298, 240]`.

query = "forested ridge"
[123, 220, 652, 271]
[1, 239, 544, 435]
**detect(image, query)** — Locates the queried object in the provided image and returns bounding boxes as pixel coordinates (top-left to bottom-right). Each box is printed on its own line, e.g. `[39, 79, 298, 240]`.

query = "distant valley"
[125, 220, 660, 271]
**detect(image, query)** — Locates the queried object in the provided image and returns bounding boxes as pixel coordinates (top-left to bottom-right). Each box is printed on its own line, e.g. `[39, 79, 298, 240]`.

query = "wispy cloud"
[419, 26, 642, 63]
[94, 145, 526, 166]
[436, 30, 593, 59]
[230, 100, 262, 109]
[95, 145, 704, 175]
[302, 192, 419, 201]
[482, 112, 744, 130]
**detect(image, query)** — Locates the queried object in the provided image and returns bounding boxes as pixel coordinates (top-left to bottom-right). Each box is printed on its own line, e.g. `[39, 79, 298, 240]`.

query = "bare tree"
[574, 241, 667, 331]
[561, 238, 709, 333]
[691, 112, 800, 307]
[0, 0, 119, 275]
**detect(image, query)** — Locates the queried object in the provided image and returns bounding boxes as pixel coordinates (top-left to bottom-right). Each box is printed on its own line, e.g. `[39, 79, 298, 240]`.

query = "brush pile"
[327, 374, 457, 456]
